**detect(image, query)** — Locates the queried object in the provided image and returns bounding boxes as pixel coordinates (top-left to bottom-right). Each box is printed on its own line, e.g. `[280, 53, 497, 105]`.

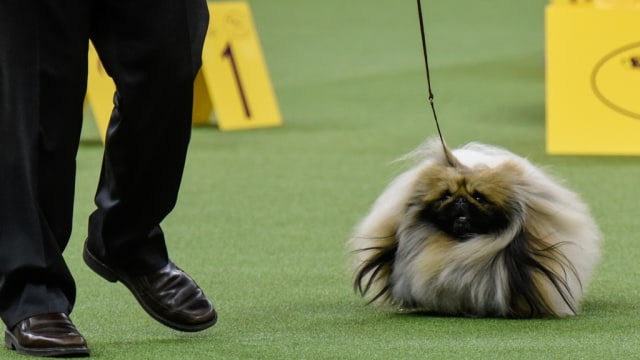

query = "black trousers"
[0, 0, 208, 328]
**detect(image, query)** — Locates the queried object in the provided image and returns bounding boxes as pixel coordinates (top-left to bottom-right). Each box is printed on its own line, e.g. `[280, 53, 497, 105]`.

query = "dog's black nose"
[454, 197, 468, 208]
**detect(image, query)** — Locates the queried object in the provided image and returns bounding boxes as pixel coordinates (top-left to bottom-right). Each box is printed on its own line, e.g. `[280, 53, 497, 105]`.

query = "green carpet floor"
[10, 0, 640, 358]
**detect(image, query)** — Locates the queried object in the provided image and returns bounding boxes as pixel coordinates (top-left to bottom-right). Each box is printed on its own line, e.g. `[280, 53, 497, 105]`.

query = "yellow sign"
[86, 42, 115, 143]
[201, 1, 282, 130]
[85, 1, 282, 142]
[546, 5, 640, 155]
[192, 71, 214, 125]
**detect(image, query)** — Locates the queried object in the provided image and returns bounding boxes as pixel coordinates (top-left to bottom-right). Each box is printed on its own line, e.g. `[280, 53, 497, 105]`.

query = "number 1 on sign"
[222, 43, 251, 119]
[200, 1, 282, 131]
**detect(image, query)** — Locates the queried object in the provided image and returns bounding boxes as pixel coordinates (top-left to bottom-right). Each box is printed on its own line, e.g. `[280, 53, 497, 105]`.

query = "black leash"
[416, 0, 454, 165]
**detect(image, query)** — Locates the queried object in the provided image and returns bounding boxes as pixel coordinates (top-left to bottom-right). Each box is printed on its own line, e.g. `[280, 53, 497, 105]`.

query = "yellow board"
[192, 70, 214, 125]
[546, 4, 640, 155]
[86, 42, 114, 143]
[201, 1, 282, 131]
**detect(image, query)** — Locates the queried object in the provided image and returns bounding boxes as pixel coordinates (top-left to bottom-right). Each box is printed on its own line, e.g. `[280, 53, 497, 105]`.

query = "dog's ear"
[348, 187, 403, 304]
[351, 236, 398, 304]
[348, 160, 427, 305]
[503, 229, 579, 317]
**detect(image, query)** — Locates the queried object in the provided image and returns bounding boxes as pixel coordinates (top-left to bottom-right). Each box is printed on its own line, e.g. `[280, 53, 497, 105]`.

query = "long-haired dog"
[349, 139, 601, 318]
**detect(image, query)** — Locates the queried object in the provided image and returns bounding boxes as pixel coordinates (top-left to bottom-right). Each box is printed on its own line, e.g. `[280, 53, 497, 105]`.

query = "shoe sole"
[5, 329, 90, 357]
[82, 243, 217, 332]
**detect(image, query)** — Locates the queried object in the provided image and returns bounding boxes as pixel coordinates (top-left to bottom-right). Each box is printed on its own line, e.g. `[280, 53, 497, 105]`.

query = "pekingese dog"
[349, 138, 601, 318]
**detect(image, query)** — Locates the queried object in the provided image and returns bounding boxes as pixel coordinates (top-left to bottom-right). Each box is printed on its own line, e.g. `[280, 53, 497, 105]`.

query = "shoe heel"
[83, 244, 119, 283]
[5, 330, 17, 351]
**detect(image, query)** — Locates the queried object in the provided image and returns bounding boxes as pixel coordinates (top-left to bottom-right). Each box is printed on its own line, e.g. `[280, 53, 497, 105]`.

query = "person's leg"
[0, 0, 90, 356]
[86, 0, 209, 274]
[0, 0, 89, 329]
[84, 0, 216, 332]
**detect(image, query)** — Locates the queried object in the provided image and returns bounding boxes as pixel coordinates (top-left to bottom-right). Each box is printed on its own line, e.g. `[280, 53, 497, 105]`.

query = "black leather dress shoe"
[4, 313, 90, 357]
[83, 243, 217, 332]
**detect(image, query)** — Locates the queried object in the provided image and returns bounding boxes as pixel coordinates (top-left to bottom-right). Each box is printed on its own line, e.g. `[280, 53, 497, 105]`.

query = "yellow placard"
[192, 71, 214, 125]
[86, 42, 115, 143]
[545, 5, 640, 155]
[201, 1, 282, 130]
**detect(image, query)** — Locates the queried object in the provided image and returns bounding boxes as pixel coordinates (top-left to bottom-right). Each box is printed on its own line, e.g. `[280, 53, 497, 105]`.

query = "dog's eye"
[441, 191, 452, 201]
[472, 192, 487, 204]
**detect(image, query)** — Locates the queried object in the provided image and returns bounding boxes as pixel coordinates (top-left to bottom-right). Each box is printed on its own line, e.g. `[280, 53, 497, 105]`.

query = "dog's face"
[412, 162, 522, 241]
